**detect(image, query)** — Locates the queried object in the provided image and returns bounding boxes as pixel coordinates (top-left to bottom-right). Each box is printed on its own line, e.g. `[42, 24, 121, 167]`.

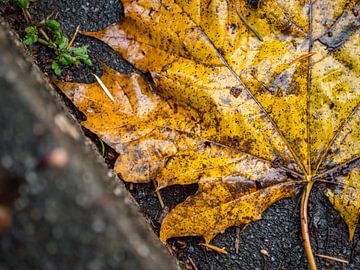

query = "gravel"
[1, 1, 359, 269]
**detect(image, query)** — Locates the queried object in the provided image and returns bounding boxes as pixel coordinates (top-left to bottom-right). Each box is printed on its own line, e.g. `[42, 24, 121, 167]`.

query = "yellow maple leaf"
[57, 0, 360, 269]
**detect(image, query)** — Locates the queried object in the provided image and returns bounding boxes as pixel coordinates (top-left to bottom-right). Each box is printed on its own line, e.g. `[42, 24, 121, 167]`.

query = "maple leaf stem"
[300, 180, 317, 270]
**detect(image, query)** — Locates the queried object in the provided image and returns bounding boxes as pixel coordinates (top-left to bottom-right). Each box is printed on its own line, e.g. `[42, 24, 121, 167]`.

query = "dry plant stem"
[316, 254, 349, 264]
[67, 25, 80, 49]
[152, 179, 164, 208]
[187, 257, 198, 270]
[45, 11, 58, 21]
[40, 11, 58, 25]
[23, 9, 32, 23]
[300, 180, 317, 270]
[39, 28, 51, 42]
[199, 243, 227, 255]
[164, 243, 174, 255]
[235, 227, 240, 254]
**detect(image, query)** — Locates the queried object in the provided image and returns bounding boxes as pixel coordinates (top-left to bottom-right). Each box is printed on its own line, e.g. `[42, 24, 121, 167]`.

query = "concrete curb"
[0, 20, 178, 270]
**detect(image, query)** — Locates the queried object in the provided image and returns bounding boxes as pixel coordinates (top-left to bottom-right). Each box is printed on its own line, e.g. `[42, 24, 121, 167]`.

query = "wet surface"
[318, 3, 360, 50]
[1, 1, 359, 269]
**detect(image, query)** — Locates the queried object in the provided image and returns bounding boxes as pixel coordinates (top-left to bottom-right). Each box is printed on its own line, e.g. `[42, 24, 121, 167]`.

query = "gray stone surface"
[0, 21, 178, 270]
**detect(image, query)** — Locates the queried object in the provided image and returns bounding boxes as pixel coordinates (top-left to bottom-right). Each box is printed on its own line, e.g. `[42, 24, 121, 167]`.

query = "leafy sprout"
[2, 0, 92, 76]
[24, 20, 92, 76]
[23, 26, 38, 45]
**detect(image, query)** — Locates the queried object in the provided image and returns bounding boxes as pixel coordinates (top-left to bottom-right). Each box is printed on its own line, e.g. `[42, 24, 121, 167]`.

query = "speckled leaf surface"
[57, 0, 359, 266]
[56, 65, 302, 243]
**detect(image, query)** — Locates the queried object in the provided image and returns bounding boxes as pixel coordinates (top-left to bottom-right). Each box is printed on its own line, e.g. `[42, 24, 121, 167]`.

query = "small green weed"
[24, 21, 92, 76]
[2, 0, 93, 76]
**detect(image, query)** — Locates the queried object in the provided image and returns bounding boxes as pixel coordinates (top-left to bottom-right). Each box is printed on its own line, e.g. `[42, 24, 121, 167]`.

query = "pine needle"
[92, 73, 115, 102]
[316, 254, 349, 264]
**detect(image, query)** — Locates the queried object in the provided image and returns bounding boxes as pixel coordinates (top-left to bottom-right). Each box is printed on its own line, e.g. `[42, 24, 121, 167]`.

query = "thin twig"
[152, 179, 164, 208]
[92, 73, 115, 102]
[39, 28, 51, 42]
[67, 25, 80, 49]
[235, 227, 240, 254]
[199, 243, 228, 255]
[300, 181, 317, 270]
[316, 254, 349, 264]
[23, 8, 32, 23]
[188, 257, 199, 270]
[164, 243, 174, 255]
[46, 11, 58, 21]
[39, 11, 58, 24]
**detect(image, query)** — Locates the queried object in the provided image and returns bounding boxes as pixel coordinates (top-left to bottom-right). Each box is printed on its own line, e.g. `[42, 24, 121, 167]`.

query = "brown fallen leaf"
[57, 0, 360, 269]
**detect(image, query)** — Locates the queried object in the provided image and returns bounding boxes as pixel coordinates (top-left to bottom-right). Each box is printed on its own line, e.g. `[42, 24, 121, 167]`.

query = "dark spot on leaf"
[230, 87, 242, 98]
[247, 0, 259, 9]
[232, 136, 240, 146]
[218, 48, 225, 56]
[353, 8, 359, 17]
[271, 157, 282, 168]
[172, 103, 178, 113]
[182, 42, 189, 52]
[149, 8, 155, 17]
[229, 23, 237, 35]
[255, 180, 262, 189]
[285, 171, 300, 180]
[318, 8, 359, 50]
[164, 157, 173, 168]
[204, 141, 211, 148]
